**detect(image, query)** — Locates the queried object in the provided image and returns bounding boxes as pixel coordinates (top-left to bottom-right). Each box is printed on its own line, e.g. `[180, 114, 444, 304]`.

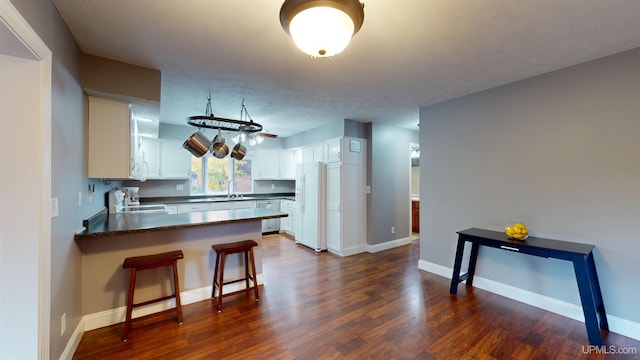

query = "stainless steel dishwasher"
[257, 200, 281, 233]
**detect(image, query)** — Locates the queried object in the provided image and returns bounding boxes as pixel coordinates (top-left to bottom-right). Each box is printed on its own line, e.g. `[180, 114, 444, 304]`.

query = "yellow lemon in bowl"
[505, 222, 529, 240]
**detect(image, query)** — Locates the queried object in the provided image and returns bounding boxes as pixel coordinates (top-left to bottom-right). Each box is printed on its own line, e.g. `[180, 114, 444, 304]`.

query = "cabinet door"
[88, 97, 136, 179]
[313, 144, 327, 163]
[160, 139, 191, 178]
[279, 150, 296, 179]
[326, 138, 341, 163]
[302, 147, 314, 163]
[254, 149, 280, 179]
[280, 200, 293, 233]
[130, 112, 143, 180]
[141, 137, 161, 178]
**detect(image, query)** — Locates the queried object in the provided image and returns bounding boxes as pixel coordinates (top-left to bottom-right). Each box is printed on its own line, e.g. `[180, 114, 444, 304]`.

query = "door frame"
[1, 2, 52, 359]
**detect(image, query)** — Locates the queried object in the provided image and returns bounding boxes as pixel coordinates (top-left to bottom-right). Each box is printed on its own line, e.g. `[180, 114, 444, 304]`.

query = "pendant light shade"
[280, 0, 364, 58]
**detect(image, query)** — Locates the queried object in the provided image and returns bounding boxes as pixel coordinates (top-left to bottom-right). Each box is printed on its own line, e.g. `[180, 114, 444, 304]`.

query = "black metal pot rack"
[187, 95, 263, 133]
[187, 115, 263, 133]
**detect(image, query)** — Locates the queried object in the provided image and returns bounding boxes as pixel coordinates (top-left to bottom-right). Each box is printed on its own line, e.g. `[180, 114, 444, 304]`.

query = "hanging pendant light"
[280, 0, 364, 58]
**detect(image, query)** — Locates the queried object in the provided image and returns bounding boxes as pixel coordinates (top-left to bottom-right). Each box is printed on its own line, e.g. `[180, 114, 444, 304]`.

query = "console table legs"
[450, 230, 608, 347]
[573, 253, 608, 347]
[450, 238, 466, 294]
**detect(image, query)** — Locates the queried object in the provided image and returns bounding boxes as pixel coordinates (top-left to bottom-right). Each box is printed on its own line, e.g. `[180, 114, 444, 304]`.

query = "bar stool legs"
[211, 240, 260, 312]
[122, 250, 184, 341]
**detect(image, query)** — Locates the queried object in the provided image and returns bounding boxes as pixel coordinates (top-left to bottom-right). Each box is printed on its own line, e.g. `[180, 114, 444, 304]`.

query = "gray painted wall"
[9, 1, 118, 358]
[368, 123, 419, 245]
[419, 47, 640, 324]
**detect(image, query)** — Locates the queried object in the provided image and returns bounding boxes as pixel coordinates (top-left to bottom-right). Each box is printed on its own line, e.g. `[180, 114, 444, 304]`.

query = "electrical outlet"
[391, 226, 395, 234]
[61, 313, 66, 336]
[77, 191, 82, 206]
[271, 183, 275, 189]
[176, 184, 184, 191]
[51, 198, 59, 218]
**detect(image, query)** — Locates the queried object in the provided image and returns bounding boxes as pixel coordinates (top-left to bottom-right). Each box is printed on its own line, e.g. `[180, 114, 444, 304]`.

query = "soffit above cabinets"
[82, 54, 161, 138]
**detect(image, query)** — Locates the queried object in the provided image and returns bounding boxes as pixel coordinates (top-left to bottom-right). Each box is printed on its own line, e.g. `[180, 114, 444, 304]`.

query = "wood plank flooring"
[73, 235, 640, 359]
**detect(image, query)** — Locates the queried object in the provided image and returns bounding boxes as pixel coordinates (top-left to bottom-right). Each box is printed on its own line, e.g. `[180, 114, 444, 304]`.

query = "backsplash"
[123, 179, 295, 197]
[253, 180, 295, 194]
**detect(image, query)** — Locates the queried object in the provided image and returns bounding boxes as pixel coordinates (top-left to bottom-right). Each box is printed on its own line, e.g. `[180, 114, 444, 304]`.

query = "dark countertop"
[141, 193, 296, 205]
[76, 208, 288, 239]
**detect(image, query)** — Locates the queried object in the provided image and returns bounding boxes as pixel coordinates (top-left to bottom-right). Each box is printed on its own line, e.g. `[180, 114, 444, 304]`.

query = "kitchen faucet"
[227, 179, 233, 198]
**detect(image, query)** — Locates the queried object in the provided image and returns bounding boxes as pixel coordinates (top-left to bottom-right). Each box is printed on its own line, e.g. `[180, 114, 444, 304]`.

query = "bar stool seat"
[211, 240, 260, 312]
[122, 250, 184, 341]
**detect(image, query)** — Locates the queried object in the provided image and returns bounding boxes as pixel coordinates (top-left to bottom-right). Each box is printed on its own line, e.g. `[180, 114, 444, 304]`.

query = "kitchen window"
[190, 155, 253, 194]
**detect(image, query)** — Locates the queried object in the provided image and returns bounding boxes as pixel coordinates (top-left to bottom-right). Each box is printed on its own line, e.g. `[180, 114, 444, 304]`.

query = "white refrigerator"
[294, 161, 327, 252]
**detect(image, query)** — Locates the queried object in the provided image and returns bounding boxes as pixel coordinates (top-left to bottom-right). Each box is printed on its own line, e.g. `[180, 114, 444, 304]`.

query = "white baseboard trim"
[418, 260, 640, 341]
[366, 236, 413, 253]
[83, 273, 263, 332]
[58, 318, 85, 360]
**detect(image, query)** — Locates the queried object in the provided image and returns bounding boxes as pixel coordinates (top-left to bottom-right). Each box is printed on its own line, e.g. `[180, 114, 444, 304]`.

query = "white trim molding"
[418, 260, 640, 342]
[366, 236, 413, 253]
[1, 2, 52, 360]
[83, 274, 264, 332]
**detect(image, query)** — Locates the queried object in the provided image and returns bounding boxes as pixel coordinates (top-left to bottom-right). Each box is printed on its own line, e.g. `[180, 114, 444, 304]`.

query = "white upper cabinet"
[327, 137, 365, 165]
[253, 149, 280, 179]
[327, 138, 341, 163]
[88, 96, 143, 179]
[279, 150, 296, 180]
[141, 137, 161, 178]
[141, 138, 191, 179]
[253, 149, 297, 180]
[301, 144, 327, 163]
[160, 139, 191, 179]
[313, 143, 327, 163]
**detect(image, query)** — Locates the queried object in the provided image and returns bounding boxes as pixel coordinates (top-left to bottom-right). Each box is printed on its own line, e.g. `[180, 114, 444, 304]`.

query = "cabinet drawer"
[497, 244, 549, 258]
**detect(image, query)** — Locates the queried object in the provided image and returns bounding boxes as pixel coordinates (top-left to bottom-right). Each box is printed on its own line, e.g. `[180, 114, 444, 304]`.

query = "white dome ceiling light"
[280, 0, 365, 58]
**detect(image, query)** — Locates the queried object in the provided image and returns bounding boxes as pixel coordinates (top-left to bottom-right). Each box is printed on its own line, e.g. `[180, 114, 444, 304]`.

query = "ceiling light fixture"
[280, 0, 364, 58]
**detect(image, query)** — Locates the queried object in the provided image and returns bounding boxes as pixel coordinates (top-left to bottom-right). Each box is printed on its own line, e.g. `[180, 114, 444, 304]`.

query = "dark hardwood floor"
[73, 234, 640, 359]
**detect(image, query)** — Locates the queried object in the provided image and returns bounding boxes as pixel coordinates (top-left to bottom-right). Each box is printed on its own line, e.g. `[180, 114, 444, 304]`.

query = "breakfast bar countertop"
[76, 208, 288, 239]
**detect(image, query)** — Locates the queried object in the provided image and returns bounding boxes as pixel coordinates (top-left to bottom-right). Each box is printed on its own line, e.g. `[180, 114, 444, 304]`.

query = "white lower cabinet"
[165, 205, 178, 214]
[280, 199, 295, 235]
[177, 200, 256, 214]
[177, 203, 209, 213]
[209, 200, 256, 211]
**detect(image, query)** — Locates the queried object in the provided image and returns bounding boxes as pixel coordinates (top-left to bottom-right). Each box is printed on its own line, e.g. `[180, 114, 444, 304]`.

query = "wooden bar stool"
[122, 250, 184, 341]
[211, 240, 260, 312]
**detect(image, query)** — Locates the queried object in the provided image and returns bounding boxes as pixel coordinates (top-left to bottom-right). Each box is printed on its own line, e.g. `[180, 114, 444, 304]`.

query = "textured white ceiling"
[52, 0, 640, 137]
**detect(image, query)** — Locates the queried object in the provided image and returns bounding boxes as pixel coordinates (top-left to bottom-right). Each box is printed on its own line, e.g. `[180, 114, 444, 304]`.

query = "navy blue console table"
[450, 228, 608, 346]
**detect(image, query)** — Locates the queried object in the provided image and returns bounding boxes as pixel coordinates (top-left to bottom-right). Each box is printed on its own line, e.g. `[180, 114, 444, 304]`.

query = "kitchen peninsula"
[75, 208, 287, 330]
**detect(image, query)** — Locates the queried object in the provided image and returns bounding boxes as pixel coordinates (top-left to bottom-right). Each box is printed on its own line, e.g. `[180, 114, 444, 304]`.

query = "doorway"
[410, 143, 419, 239]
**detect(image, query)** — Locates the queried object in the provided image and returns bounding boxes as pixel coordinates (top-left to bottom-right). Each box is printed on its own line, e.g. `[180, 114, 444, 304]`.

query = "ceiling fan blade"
[258, 132, 278, 138]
